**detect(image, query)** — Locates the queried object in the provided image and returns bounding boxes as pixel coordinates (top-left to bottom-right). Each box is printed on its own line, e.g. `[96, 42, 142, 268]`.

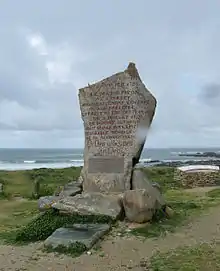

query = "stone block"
[132, 167, 166, 208]
[59, 182, 82, 197]
[44, 224, 110, 251]
[122, 189, 157, 223]
[38, 196, 60, 212]
[52, 192, 123, 220]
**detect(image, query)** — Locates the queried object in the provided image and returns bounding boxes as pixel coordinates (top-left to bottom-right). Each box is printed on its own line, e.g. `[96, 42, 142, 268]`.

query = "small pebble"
[87, 251, 92, 255]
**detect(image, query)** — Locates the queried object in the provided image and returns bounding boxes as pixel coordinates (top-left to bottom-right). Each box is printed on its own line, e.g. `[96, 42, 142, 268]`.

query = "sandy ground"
[0, 202, 220, 271]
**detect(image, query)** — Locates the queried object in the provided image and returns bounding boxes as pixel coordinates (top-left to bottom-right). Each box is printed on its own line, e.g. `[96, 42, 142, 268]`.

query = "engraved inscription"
[79, 63, 157, 192]
[80, 76, 155, 153]
[88, 157, 124, 173]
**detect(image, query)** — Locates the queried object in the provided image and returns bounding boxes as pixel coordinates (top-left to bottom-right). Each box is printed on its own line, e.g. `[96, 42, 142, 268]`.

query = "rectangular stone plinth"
[44, 224, 111, 252]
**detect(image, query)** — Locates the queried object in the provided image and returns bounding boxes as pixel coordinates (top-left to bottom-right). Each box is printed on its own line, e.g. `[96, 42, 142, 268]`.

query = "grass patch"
[131, 188, 220, 238]
[1, 166, 220, 249]
[207, 188, 220, 198]
[0, 166, 81, 199]
[4, 209, 113, 245]
[150, 242, 220, 271]
[0, 198, 39, 243]
[0, 199, 38, 232]
[131, 199, 199, 238]
[143, 167, 179, 192]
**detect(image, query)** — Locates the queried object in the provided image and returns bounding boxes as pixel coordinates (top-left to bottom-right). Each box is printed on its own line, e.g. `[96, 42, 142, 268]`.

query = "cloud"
[26, 32, 88, 87]
[0, 30, 88, 134]
[1, 0, 220, 147]
[198, 83, 220, 106]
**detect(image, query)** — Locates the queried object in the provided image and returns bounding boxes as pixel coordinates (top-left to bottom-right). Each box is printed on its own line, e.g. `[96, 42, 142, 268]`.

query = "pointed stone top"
[125, 62, 140, 79]
[127, 62, 136, 69]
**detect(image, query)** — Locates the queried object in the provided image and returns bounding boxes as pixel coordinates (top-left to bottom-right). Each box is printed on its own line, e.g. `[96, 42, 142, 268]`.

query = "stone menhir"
[79, 63, 156, 193]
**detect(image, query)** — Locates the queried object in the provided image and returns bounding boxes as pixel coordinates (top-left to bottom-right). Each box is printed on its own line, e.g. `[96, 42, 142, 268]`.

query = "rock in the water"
[44, 224, 110, 251]
[38, 196, 60, 212]
[132, 166, 165, 208]
[78, 62, 156, 193]
[52, 192, 123, 220]
[123, 189, 158, 223]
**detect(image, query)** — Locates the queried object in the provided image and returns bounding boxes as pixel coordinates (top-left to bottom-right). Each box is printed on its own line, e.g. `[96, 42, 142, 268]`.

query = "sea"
[0, 148, 220, 171]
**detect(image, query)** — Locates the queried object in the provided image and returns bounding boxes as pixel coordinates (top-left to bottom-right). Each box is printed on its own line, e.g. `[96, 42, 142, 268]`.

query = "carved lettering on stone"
[79, 63, 157, 193]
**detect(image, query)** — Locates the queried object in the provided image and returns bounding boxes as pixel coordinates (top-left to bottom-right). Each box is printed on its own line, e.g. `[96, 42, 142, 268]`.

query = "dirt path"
[1, 205, 220, 271]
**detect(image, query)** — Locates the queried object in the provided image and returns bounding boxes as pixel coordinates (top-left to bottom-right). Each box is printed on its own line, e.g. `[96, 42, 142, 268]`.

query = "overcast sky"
[0, 0, 220, 148]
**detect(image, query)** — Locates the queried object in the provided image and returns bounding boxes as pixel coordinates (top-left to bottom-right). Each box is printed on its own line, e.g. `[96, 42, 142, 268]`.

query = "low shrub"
[14, 209, 113, 244]
[44, 242, 87, 257]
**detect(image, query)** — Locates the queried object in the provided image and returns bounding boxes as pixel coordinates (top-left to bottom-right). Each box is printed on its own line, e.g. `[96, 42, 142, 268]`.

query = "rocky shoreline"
[143, 159, 220, 168]
[178, 151, 220, 158]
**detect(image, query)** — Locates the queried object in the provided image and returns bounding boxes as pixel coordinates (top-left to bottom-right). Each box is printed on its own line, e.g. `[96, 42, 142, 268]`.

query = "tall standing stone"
[79, 63, 156, 193]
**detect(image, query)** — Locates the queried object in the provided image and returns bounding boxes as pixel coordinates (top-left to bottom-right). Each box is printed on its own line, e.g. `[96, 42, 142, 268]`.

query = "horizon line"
[0, 147, 220, 149]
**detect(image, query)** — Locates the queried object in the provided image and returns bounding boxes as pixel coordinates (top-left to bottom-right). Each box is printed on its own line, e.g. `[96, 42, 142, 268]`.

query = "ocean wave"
[69, 159, 84, 163]
[2, 156, 220, 164]
[140, 158, 152, 162]
[1, 157, 220, 171]
[22, 159, 84, 164]
[23, 160, 36, 164]
[0, 159, 84, 164]
[170, 152, 179, 155]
